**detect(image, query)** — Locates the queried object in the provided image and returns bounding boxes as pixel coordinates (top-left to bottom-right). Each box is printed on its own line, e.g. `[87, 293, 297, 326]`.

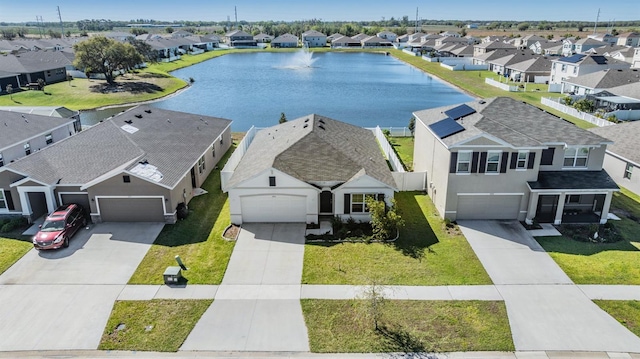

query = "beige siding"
[0, 171, 25, 212]
[603, 154, 640, 196]
[413, 118, 450, 218]
[539, 145, 606, 171]
[87, 174, 170, 214]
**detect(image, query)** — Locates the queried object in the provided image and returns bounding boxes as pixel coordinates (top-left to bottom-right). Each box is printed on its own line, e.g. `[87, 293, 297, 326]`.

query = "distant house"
[505, 57, 553, 83]
[549, 54, 630, 88]
[590, 121, 640, 196]
[361, 36, 393, 48]
[0, 106, 232, 223]
[271, 34, 299, 48]
[413, 97, 618, 224]
[327, 33, 345, 42]
[145, 38, 182, 62]
[473, 41, 516, 57]
[605, 46, 637, 64]
[561, 38, 577, 56]
[588, 33, 618, 45]
[513, 35, 546, 49]
[224, 115, 396, 224]
[225, 30, 257, 48]
[377, 31, 397, 41]
[466, 23, 479, 29]
[301, 30, 326, 47]
[616, 32, 640, 47]
[331, 36, 361, 48]
[170, 30, 194, 38]
[0, 51, 70, 86]
[574, 38, 608, 54]
[254, 33, 274, 43]
[585, 82, 640, 121]
[530, 41, 563, 56]
[352, 33, 370, 42]
[185, 35, 219, 51]
[486, 52, 539, 77]
[560, 68, 640, 95]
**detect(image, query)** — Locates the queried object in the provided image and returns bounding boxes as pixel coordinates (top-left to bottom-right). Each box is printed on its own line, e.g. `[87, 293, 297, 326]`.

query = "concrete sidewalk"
[181, 223, 310, 352]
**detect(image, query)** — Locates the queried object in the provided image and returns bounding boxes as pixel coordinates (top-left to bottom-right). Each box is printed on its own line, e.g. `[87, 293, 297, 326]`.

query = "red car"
[32, 204, 87, 250]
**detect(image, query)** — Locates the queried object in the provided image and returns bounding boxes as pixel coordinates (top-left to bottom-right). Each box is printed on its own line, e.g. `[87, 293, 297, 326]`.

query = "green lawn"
[536, 187, 640, 284]
[128, 146, 236, 285]
[0, 237, 32, 275]
[388, 136, 414, 171]
[302, 192, 491, 285]
[594, 300, 640, 338]
[99, 299, 212, 352]
[389, 50, 595, 129]
[302, 299, 514, 353]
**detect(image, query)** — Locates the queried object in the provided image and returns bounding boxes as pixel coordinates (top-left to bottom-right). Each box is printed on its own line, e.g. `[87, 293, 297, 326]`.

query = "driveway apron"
[458, 220, 640, 352]
[181, 223, 309, 352]
[0, 223, 163, 351]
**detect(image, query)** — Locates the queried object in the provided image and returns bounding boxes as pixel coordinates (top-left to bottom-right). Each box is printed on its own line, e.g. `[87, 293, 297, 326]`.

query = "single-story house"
[225, 114, 397, 224]
[271, 34, 299, 48]
[0, 105, 231, 223]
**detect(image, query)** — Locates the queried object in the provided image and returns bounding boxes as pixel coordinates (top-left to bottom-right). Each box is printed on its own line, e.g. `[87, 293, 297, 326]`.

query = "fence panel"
[541, 98, 615, 127]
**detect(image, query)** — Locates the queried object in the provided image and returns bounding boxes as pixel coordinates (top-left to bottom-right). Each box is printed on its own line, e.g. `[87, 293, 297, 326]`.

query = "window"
[566, 194, 580, 203]
[212, 145, 215, 158]
[45, 133, 53, 145]
[573, 66, 577, 75]
[561, 64, 567, 72]
[219, 136, 224, 145]
[350, 193, 376, 213]
[0, 152, 3, 167]
[197, 156, 205, 174]
[563, 147, 589, 167]
[269, 176, 276, 187]
[624, 163, 633, 179]
[456, 151, 471, 173]
[0, 190, 6, 209]
[123, 175, 131, 183]
[486, 151, 501, 173]
[24, 142, 31, 156]
[516, 151, 528, 169]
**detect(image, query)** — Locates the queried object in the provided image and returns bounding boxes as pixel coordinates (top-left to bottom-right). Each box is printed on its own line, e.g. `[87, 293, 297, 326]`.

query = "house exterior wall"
[333, 175, 395, 223]
[228, 168, 319, 224]
[0, 170, 25, 214]
[1, 122, 75, 164]
[301, 35, 326, 47]
[538, 145, 606, 171]
[550, 61, 631, 85]
[412, 119, 450, 217]
[602, 153, 640, 196]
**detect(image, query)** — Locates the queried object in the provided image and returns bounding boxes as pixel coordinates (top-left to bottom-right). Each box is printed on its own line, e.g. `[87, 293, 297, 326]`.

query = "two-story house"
[616, 32, 640, 47]
[574, 38, 608, 54]
[301, 30, 327, 47]
[413, 97, 618, 225]
[225, 30, 257, 48]
[548, 54, 631, 89]
[473, 40, 516, 57]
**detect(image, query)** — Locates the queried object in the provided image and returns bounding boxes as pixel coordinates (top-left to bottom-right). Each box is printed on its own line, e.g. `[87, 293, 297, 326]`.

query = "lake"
[82, 52, 473, 131]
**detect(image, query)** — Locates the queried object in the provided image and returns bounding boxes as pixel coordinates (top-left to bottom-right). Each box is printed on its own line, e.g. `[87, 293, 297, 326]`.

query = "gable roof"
[227, 114, 396, 189]
[413, 97, 609, 148]
[7, 105, 231, 188]
[506, 56, 553, 73]
[272, 34, 299, 43]
[564, 68, 640, 89]
[0, 106, 78, 119]
[0, 51, 71, 73]
[302, 30, 325, 37]
[606, 82, 640, 100]
[589, 121, 640, 166]
[0, 110, 75, 151]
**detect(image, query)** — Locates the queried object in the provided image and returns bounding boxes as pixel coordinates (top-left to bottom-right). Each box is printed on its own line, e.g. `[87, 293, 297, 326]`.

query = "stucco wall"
[1, 123, 75, 163]
[86, 174, 170, 214]
[603, 153, 640, 196]
[539, 145, 606, 171]
[333, 175, 396, 223]
[0, 171, 25, 213]
[413, 119, 448, 218]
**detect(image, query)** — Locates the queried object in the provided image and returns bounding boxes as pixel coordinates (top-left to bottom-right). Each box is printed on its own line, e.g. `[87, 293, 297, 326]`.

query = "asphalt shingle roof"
[564, 68, 640, 89]
[227, 114, 396, 189]
[589, 121, 640, 166]
[413, 97, 610, 148]
[0, 110, 75, 151]
[528, 170, 619, 190]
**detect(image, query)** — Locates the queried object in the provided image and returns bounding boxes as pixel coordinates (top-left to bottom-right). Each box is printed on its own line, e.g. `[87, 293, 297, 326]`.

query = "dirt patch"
[223, 224, 240, 241]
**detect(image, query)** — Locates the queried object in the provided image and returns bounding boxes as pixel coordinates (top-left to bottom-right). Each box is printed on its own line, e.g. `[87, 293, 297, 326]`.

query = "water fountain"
[283, 43, 317, 69]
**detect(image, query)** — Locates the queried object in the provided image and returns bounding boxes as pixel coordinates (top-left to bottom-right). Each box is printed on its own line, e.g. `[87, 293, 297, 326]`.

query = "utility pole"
[36, 16, 43, 38]
[57, 6, 64, 38]
[415, 7, 419, 33]
[593, 8, 600, 35]
[234, 6, 238, 30]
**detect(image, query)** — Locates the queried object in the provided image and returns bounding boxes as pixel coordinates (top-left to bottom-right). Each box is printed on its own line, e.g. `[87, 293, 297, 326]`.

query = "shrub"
[366, 196, 404, 241]
[573, 98, 595, 113]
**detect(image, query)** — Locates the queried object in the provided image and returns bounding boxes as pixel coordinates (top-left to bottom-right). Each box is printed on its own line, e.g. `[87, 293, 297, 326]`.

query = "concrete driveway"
[181, 223, 310, 352]
[0, 222, 163, 351]
[458, 220, 640, 352]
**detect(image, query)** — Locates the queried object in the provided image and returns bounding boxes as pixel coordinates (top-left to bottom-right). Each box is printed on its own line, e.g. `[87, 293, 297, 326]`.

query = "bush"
[573, 98, 595, 113]
[0, 216, 27, 233]
[556, 222, 623, 243]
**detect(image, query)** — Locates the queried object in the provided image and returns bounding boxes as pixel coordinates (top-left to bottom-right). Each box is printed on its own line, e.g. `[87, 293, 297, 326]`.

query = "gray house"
[301, 30, 326, 47]
[271, 34, 299, 48]
[590, 122, 640, 197]
[0, 106, 231, 223]
[413, 97, 617, 225]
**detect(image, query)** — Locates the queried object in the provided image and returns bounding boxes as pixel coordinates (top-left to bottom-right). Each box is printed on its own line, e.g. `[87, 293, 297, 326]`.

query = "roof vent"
[318, 125, 325, 130]
[135, 114, 143, 118]
[167, 119, 171, 123]
[303, 124, 308, 128]
[124, 119, 133, 124]
[319, 119, 325, 124]
[144, 109, 152, 113]
[479, 100, 486, 104]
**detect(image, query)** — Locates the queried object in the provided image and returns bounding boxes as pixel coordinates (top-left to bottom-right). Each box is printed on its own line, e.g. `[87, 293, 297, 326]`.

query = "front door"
[536, 195, 558, 223]
[320, 191, 333, 214]
[190, 168, 197, 188]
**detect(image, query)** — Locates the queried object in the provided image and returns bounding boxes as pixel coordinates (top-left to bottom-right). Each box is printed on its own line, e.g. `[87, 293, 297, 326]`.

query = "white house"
[590, 121, 640, 196]
[301, 30, 326, 47]
[549, 54, 631, 90]
[377, 31, 397, 42]
[225, 115, 397, 224]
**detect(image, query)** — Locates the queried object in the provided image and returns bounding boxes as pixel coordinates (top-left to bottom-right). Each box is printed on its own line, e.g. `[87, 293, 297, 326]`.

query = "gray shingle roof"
[589, 121, 640, 165]
[0, 110, 75, 151]
[528, 170, 619, 190]
[6, 105, 231, 188]
[506, 57, 553, 73]
[227, 114, 396, 189]
[0, 51, 71, 73]
[413, 97, 610, 148]
[0, 106, 78, 119]
[564, 68, 640, 89]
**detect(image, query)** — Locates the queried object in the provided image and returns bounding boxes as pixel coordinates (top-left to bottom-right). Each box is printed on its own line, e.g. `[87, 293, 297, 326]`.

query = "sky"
[0, 0, 638, 23]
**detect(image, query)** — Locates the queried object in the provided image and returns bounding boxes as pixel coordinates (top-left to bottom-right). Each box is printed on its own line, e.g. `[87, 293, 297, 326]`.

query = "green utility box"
[163, 266, 182, 284]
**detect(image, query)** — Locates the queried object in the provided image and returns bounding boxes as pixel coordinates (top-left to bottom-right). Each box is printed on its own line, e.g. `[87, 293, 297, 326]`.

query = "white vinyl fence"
[221, 126, 258, 191]
[541, 98, 615, 127]
[485, 78, 518, 92]
[371, 126, 427, 191]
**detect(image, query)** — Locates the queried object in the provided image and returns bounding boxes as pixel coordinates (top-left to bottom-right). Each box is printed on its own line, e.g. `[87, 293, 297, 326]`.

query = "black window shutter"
[540, 148, 555, 165]
[510, 152, 518, 169]
[471, 152, 480, 173]
[478, 152, 487, 173]
[527, 152, 536, 169]
[344, 194, 350, 214]
[377, 193, 385, 203]
[449, 152, 458, 173]
[500, 152, 508, 173]
[4, 190, 14, 211]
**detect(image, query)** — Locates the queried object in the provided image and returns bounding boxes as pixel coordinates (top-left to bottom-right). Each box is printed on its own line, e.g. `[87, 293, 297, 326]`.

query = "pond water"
[81, 52, 473, 131]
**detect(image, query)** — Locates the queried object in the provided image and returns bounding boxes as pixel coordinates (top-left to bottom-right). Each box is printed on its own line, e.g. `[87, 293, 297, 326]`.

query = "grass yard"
[302, 192, 491, 285]
[389, 50, 595, 129]
[301, 299, 514, 353]
[99, 299, 212, 352]
[388, 136, 414, 171]
[0, 237, 32, 275]
[536, 187, 640, 284]
[128, 146, 236, 285]
[594, 300, 640, 338]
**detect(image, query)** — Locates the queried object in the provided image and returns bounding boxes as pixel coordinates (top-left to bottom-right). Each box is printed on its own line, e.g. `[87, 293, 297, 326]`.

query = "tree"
[126, 38, 157, 63]
[279, 112, 287, 124]
[5, 84, 13, 100]
[73, 36, 143, 84]
[130, 28, 148, 36]
[356, 278, 389, 331]
[408, 116, 416, 136]
[165, 26, 174, 34]
[1, 28, 16, 40]
[37, 78, 45, 91]
[573, 98, 595, 113]
[366, 196, 404, 241]
[517, 22, 530, 31]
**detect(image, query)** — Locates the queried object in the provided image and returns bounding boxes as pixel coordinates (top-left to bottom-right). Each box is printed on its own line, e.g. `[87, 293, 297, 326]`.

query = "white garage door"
[240, 195, 306, 223]
[456, 195, 522, 220]
[98, 198, 165, 222]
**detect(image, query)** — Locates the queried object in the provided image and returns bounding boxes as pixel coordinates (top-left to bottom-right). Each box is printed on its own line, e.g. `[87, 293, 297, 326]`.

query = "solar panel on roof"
[429, 117, 465, 139]
[444, 104, 476, 120]
[591, 56, 607, 64]
[561, 54, 586, 63]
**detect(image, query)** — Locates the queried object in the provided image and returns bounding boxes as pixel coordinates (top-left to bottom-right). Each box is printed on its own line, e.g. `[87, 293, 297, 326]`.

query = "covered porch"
[525, 171, 619, 225]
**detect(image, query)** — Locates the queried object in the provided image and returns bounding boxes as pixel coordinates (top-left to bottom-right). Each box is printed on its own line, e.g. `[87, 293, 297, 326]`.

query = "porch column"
[600, 191, 614, 224]
[525, 192, 539, 225]
[554, 192, 566, 225]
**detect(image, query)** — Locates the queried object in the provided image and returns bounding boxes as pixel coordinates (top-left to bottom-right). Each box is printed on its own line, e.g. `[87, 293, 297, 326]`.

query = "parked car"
[32, 204, 87, 250]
